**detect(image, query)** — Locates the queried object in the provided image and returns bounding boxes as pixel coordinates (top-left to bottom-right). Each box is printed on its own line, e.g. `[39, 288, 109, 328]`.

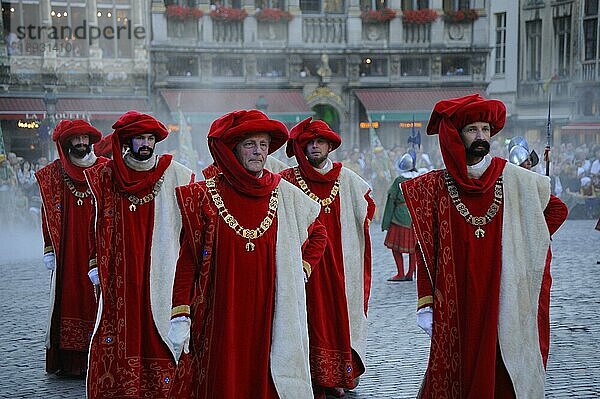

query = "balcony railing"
[213, 20, 244, 44]
[518, 79, 570, 99]
[403, 23, 431, 44]
[582, 61, 598, 81]
[302, 17, 346, 44]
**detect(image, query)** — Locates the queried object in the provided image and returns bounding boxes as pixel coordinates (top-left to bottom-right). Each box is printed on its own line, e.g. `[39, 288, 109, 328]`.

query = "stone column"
[347, 0, 362, 46]
[389, 0, 402, 46]
[287, 0, 302, 46]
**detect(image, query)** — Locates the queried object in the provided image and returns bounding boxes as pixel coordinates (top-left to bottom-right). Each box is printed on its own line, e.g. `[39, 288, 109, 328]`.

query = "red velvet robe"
[36, 158, 106, 376]
[85, 161, 177, 398]
[405, 168, 567, 399]
[169, 176, 326, 399]
[280, 166, 374, 388]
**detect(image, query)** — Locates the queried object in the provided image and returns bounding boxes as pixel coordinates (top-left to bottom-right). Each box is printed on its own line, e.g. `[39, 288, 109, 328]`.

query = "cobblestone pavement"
[0, 220, 598, 398]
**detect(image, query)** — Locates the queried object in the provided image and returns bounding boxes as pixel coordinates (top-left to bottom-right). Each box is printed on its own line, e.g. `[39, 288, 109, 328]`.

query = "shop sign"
[399, 122, 422, 128]
[359, 121, 379, 129]
[18, 120, 40, 129]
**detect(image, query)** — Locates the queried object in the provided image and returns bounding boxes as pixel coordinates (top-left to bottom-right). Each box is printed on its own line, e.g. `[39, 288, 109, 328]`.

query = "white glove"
[43, 253, 55, 271]
[168, 316, 191, 362]
[88, 267, 100, 286]
[416, 306, 433, 337]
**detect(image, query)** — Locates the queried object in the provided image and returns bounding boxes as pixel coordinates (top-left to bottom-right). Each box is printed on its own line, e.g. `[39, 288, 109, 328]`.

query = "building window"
[442, 56, 468, 75]
[4, 2, 41, 56]
[211, 0, 241, 7]
[554, 15, 571, 77]
[400, 58, 429, 76]
[583, 0, 598, 61]
[256, 0, 284, 8]
[167, 56, 199, 77]
[97, 1, 135, 59]
[525, 19, 542, 80]
[443, 0, 470, 11]
[494, 12, 506, 75]
[401, 0, 428, 10]
[300, 0, 345, 13]
[302, 56, 345, 77]
[212, 57, 243, 77]
[360, 0, 388, 11]
[359, 56, 387, 77]
[257, 57, 287, 77]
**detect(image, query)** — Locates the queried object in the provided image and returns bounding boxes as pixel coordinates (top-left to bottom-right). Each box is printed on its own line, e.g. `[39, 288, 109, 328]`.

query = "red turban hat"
[286, 117, 341, 158]
[94, 133, 113, 158]
[208, 109, 288, 154]
[52, 119, 102, 145]
[207, 110, 287, 197]
[427, 93, 506, 137]
[112, 110, 169, 143]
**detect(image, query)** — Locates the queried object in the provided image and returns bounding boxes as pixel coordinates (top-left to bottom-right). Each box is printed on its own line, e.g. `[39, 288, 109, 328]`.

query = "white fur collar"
[467, 154, 492, 179]
[313, 158, 333, 174]
[69, 151, 97, 167]
[124, 153, 158, 171]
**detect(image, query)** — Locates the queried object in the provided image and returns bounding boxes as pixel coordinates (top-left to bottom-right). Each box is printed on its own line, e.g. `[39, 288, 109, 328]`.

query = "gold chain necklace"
[293, 167, 340, 214]
[63, 173, 91, 206]
[206, 177, 279, 252]
[445, 172, 503, 239]
[126, 175, 165, 212]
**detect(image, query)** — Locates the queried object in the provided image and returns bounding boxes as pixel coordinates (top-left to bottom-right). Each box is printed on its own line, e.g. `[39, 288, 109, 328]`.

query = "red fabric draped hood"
[207, 110, 288, 197]
[52, 119, 102, 183]
[286, 117, 342, 183]
[94, 133, 113, 158]
[109, 110, 172, 194]
[427, 93, 507, 193]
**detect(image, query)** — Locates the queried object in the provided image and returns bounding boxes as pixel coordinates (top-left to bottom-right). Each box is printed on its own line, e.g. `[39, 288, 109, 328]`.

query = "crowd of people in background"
[2, 135, 599, 230]
[0, 151, 49, 227]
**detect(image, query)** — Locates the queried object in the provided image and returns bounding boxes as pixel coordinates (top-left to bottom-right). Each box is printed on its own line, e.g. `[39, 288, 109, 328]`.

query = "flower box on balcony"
[255, 8, 293, 23]
[165, 5, 203, 21]
[442, 9, 479, 24]
[210, 6, 248, 22]
[402, 9, 438, 25]
[360, 7, 397, 23]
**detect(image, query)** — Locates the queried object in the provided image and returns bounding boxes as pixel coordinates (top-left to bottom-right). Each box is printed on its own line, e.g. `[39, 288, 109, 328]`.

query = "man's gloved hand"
[43, 253, 55, 271]
[88, 267, 100, 286]
[168, 316, 191, 362]
[416, 306, 433, 337]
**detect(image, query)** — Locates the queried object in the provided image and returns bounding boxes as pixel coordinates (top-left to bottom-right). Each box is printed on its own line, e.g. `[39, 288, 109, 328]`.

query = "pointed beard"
[306, 153, 328, 168]
[131, 146, 154, 161]
[69, 144, 91, 159]
[466, 139, 490, 158]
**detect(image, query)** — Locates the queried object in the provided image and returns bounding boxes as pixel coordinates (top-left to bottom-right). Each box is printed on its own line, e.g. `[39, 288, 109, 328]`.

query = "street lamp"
[255, 95, 269, 113]
[43, 90, 57, 159]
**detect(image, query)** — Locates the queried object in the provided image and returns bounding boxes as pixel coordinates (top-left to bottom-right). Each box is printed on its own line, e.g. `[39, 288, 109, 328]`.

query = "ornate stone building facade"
[150, 0, 491, 159]
[0, 1, 150, 160]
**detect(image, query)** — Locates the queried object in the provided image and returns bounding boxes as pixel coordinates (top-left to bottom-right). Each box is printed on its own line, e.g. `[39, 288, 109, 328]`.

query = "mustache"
[136, 146, 153, 152]
[469, 139, 490, 151]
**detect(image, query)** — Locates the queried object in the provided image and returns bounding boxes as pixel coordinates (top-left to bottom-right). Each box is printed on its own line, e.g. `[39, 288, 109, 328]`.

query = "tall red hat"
[52, 119, 102, 145]
[112, 110, 169, 142]
[427, 93, 506, 137]
[94, 133, 113, 158]
[286, 117, 341, 158]
[208, 109, 288, 154]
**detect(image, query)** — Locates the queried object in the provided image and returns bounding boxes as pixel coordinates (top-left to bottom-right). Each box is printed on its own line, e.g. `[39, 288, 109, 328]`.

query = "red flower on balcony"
[402, 8, 438, 25]
[165, 5, 203, 21]
[443, 9, 479, 23]
[210, 6, 248, 22]
[360, 7, 397, 23]
[255, 8, 293, 23]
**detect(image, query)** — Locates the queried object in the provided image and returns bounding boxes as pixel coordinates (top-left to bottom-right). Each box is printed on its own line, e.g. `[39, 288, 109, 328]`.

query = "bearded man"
[35, 119, 108, 377]
[167, 110, 327, 399]
[401, 94, 567, 398]
[84, 111, 194, 398]
[280, 117, 375, 398]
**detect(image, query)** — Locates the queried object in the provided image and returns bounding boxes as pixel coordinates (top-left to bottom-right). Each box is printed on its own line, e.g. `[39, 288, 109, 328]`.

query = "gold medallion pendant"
[445, 172, 503, 239]
[126, 175, 165, 212]
[63, 172, 91, 206]
[206, 177, 279, 252]
[293, 167, 340, 214]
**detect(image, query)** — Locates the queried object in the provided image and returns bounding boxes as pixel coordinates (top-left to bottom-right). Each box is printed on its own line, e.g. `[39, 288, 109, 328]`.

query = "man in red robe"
[401, 94, 568, 398]
[167, 110, 327, 399]
[280, 118, 375, 398]
[84, 111, 194, 399]
[35, 119, 107, 377]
